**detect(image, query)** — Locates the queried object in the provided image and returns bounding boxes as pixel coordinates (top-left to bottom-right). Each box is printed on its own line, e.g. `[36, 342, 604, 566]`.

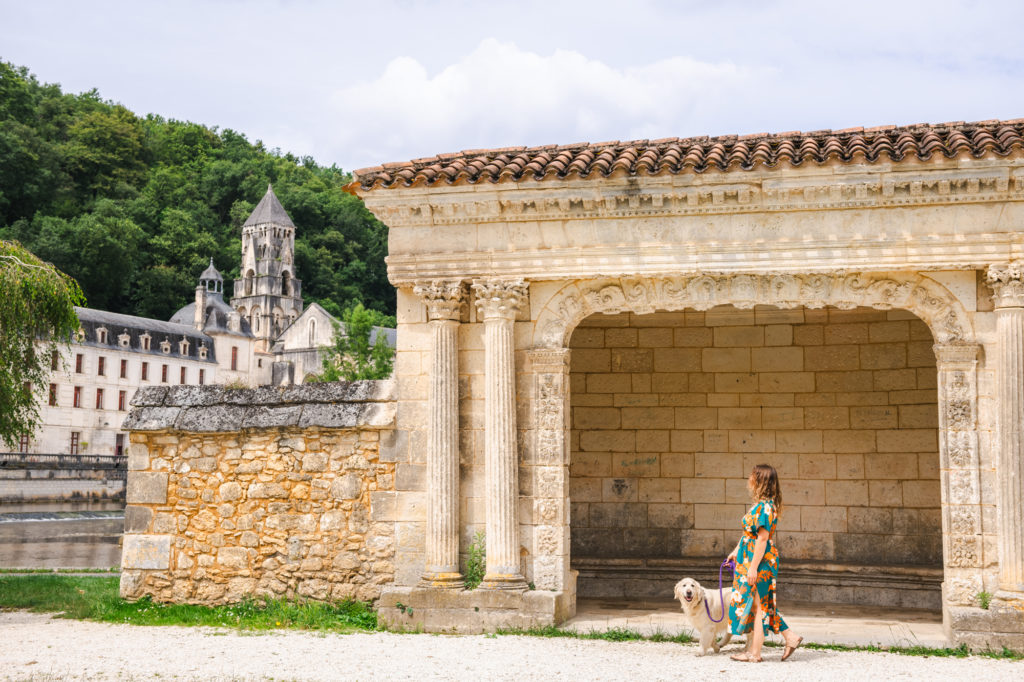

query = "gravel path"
[2, 612, 1020, 681]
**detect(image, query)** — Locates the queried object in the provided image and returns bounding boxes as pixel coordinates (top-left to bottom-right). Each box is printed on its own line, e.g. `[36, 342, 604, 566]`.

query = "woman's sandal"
[729, 653, 763, 662]
[781, 636, 804, 661]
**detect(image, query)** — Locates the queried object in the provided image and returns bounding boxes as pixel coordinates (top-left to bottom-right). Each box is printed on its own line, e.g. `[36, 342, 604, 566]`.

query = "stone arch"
[282, 270, 292, 296]
[525, 271, 982, 611]
[245, 270, 255, 296]
[532, 272, 974, 350]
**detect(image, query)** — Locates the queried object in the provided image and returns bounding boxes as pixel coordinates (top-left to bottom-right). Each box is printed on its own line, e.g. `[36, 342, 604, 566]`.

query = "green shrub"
[463, 530, 486, 590]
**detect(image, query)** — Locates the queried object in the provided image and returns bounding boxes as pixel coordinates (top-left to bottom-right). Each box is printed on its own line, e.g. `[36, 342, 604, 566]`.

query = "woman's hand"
[746, 565, 758, 585]
[727, 548, 738, 563]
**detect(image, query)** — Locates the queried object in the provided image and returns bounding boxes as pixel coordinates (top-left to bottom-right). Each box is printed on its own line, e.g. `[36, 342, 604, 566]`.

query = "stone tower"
[230, 185, 303, 351]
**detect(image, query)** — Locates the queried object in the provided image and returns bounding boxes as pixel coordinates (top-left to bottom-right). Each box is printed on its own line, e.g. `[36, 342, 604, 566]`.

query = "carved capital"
[987, 261, 1024, 308]
[527, 348, 571, 374]
[472, 278, 528, 322]
[414, 280, 466, 321]
[933, 343, 980, 366]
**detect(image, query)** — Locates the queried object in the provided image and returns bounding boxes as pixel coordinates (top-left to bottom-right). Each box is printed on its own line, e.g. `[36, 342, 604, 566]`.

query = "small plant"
[463, 530, 486, 590]
[528, 582, 536, 591]
[977, 591, 992, 610]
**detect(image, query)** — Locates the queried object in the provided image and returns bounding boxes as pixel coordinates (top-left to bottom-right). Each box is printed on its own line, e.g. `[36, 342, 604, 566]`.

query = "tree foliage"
[0, 240, 85, 446]
[0, 61, 393, 322]
[314, 304, 395, 382]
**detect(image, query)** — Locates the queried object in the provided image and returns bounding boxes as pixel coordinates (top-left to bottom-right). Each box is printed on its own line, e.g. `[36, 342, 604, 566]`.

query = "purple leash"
[704, 558, 735, 623]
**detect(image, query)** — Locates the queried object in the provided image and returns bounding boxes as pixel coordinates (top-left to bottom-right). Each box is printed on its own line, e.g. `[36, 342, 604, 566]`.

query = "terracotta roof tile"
[351, 119, 1024, 190]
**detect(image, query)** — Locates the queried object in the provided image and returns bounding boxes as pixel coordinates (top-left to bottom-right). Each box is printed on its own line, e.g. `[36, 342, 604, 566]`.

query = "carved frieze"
[535, 273, 970, 348]
[947, 535, 982, 568]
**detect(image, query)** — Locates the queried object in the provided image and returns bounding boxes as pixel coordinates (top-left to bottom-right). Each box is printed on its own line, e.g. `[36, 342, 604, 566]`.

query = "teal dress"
[728, 500, 789, 636]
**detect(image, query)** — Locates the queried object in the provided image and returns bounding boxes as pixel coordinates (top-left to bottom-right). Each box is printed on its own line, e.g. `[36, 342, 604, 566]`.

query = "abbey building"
[19, 186, 393, 456]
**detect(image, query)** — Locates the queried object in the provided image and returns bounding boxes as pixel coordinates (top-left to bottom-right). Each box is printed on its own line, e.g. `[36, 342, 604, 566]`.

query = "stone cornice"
[364, 166, 1024, 229]
[987, 261, 1024, 308]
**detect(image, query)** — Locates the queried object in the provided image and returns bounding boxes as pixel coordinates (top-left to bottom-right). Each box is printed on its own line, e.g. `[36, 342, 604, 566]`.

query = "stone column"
[987, 262, 1024, 593]
[413, 280, 466, 588]
[473, 278, 529, 590]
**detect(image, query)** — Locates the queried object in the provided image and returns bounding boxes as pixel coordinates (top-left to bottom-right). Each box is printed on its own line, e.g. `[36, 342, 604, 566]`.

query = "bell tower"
[230, 184, 303, 350]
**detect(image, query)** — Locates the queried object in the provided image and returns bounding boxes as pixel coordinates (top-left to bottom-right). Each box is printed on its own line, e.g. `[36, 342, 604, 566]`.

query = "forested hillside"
[0, 62, 392, 322]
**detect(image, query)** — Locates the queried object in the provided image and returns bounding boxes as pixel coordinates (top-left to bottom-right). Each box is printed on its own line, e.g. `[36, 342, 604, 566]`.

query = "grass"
[498, 625, 694, 644]
[802, 641, 1022, 661]
[0, 567, 118, 574]
[0, 575, 377, 633]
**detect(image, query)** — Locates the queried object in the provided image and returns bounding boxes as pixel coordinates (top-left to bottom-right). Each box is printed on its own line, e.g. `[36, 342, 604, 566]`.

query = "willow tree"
[0, 240, 84, 447]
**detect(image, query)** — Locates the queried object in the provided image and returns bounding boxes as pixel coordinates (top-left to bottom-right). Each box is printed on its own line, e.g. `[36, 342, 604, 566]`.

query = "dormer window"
[179, 339, 190, 356]
[140, 333, 151, 351]
[118, 332, 131, 348]
[160, 339, 171, 354]
[75, 328, 85, 342]
[96, 327, 108, 344]
[198, 344, 208, 360]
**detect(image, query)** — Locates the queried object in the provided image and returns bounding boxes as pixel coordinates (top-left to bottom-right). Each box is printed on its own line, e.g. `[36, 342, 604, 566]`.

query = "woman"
[726, 464, 803, 662]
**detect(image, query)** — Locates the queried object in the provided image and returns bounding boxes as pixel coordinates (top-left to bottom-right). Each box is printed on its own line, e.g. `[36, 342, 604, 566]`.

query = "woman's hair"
[749, 464, 783, 511]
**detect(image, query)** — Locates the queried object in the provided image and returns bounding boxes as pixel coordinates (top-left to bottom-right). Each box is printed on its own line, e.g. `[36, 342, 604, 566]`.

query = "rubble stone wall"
[119, 381, 397, 605]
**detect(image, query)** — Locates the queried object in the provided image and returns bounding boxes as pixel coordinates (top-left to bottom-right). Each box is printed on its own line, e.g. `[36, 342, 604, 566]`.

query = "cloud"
[331, 39, 763, 168]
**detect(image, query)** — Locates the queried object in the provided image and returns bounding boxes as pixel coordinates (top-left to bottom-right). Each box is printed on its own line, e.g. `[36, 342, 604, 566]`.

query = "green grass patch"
[0, 575, 377, 633]
[0, 567, 118, 574]
[497, 625, 694, 644]
[802, 641, 1023, 660]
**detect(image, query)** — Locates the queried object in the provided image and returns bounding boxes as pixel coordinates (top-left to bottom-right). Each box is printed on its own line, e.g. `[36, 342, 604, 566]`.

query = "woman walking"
[726, 464, 803, 662]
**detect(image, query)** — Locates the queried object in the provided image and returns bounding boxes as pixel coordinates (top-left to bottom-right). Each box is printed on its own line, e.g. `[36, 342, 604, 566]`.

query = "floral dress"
[728, 499, 790, 636]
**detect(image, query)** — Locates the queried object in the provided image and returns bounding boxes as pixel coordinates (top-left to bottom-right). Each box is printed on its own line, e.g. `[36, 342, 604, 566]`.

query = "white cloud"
[331, 39, 763, 168]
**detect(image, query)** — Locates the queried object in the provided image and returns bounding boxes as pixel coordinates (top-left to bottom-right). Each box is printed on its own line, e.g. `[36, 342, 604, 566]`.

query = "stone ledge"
[377, 586, 575, 634]
[125, 380, 396, 432]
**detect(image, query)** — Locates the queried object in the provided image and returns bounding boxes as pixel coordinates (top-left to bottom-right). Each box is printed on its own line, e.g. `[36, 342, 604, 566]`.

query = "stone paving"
[566, 598, 948, 648]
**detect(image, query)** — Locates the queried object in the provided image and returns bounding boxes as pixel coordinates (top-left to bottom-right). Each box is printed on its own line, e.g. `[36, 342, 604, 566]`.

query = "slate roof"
[199, 257, 223, 282]
[75, 307, 216, 362]
[350, 119, 1024, 191]
[244, 184, 295, 228]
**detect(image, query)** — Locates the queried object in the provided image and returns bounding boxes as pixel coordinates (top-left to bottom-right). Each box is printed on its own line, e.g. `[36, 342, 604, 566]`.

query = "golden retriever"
[674, 577, 733, 655]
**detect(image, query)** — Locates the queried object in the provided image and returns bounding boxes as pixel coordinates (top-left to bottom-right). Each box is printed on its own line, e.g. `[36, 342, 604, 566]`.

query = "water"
[0, 502, 123, 569]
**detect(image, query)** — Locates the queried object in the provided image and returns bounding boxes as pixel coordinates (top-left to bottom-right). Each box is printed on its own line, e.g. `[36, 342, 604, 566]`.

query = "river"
[0, 501, 122, 569]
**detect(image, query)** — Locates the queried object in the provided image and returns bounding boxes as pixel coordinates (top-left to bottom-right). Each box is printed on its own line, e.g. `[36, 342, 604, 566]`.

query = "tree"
[0, 240, 85, 447]
[314, 303, 394, 382]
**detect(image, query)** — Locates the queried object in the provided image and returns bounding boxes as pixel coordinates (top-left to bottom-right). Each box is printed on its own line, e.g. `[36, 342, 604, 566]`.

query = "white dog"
[674, 577, 733, 655]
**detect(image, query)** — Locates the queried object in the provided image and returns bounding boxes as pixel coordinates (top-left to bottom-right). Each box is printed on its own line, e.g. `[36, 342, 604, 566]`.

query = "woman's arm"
[746, 527, 769, 583]
[727, 540, 740, 562]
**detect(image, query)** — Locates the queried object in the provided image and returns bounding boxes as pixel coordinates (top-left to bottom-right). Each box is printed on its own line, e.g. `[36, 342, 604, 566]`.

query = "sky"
[2, 0, 1024, 171]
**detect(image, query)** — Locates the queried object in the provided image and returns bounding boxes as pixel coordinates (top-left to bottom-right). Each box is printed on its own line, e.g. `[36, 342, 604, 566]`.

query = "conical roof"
[243, 184, 295, 228]
[199, 257, 223, 281]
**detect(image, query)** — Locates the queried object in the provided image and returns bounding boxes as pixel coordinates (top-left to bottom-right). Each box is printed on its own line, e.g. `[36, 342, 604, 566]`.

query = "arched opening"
[245, 270, 255, 296]
[567, 304, 942, 617]
[308, 318, 317, 346]
[282, 271, 292, 296]
[252, 306, 261, 333]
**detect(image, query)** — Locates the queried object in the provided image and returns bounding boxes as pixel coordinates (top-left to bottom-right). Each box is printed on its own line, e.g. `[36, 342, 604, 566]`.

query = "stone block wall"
[119, 381, 398, 604]
[569, 306, 942, 567]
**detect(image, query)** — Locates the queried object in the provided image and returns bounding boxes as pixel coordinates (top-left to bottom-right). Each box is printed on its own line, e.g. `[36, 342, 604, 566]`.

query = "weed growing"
[463, 531, 486, 590]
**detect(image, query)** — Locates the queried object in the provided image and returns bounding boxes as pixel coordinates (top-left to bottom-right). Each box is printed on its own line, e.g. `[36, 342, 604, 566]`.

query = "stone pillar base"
[377, 585, 576, 634]
[418, 572, 465, 590]
[945, 590, 1024, 652]
[479, 573, 529, 591]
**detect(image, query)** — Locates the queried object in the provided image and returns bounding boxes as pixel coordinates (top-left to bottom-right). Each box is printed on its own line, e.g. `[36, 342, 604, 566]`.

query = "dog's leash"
[704, 558, 735, 623]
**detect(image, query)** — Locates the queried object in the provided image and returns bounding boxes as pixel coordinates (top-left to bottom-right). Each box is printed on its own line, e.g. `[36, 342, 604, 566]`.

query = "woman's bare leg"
[749, 599, 765, 659]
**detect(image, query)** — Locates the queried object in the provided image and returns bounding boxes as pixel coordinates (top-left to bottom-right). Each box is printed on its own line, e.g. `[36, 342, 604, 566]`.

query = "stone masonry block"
[127, 443, 151, 471]
[713, 326, 764, 347]
[751, 346, 803, 372]
[701, 348, 750, 372]
[126, 472, 168, 504]
[121, 534, 171, 570]
[123, 506, 153, 534]
[680, 477, 724, 503]
[876, 429, 937, 453]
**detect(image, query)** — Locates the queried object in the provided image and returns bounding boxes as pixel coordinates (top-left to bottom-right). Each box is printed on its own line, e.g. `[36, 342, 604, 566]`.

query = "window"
[179, 339, 190, 356]
[198, 345, 208, 360]
[69, 431, 80, 455]
[141, 334, 151, 351]
[73, 386, 82, 408]
[97, 328, 107, 344]
[118, 333, 131, 348]
[179, 366, 186, 384]
[160, 340, 171, 354]
[51, 350, 59, 370]
[19, 434, 29, 453]
[48, 383, 57, 406]
[231, 346, 238, 371]
[95, 388, 104, 409]
[115, 434, 125, 457]
[97, 357, 105, 376]
[199, 369, 205, 385]
[141, 362, 149, 381]
[22, 381, 31, 398]
[118, 390, 127, 411]
[75, 353, 83, 373]
[161, 364, 168, 383]
[309, 319, 316, 346]
[120, 359, 127, 378]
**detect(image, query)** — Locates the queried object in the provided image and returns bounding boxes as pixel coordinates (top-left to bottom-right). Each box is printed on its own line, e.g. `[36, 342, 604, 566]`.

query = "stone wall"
[569, 306, 942, 568]
[119, 381, 397, 604]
